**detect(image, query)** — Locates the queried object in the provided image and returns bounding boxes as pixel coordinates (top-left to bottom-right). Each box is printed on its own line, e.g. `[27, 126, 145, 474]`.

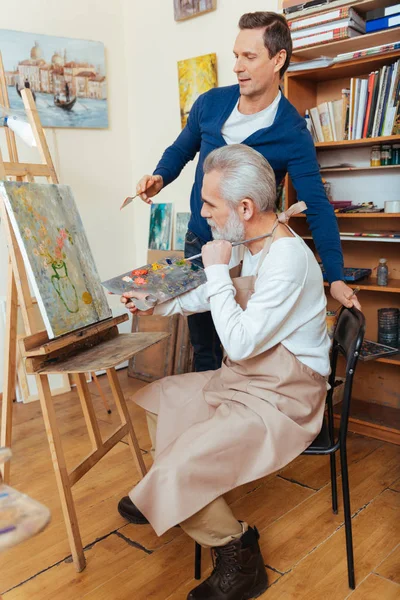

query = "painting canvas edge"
[1, 183, 56, 338]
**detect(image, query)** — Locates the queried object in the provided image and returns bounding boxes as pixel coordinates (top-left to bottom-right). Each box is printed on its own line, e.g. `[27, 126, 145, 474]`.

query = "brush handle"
[185, 231, 273, 263]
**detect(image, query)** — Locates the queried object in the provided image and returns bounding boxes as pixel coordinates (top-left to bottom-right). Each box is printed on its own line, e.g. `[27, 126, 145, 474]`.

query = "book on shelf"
[318, 102, 335, 141]
[310, 106, 325, 142]
[282, 0, 354, 19]
[283, 0, 332, 16]
[333, 41, 400, 63]
[288, 6, 365, 32]
[341, 232, 400, 237]
[287, 56, 334, 71]
[305, 60, 400, 141]
[292, 26, 362, 50]
[359, 340, 399, 362]
[367, 3, 400, 21]
[291, 17, 365, 39]
[366, 12, 400, 34]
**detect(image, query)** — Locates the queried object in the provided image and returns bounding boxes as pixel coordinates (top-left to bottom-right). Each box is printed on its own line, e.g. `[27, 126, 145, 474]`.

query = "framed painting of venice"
[0, 181, 112, 338]
[0, 29, 108, 128]
[174, 0, 216, 22]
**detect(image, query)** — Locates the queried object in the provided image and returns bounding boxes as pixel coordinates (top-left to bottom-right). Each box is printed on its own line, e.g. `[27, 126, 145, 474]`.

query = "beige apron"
[129, 212, 327, 536]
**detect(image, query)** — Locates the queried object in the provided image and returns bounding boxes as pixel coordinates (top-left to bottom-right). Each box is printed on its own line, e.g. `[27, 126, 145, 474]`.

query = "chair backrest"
[328, 307, 366, 444]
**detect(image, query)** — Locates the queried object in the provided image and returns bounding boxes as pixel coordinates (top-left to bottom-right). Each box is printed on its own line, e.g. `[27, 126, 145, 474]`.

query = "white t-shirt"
[154, 231, 331, 377]
[221, 91, 281, 145]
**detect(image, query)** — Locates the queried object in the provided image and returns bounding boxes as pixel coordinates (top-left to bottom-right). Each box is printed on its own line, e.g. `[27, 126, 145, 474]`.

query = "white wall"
[0, 0, 133, 392]
[0, 0, 291, 392]
[122, 0, 278, 266]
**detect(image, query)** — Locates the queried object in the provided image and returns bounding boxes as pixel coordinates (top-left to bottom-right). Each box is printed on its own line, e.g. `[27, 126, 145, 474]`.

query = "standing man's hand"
[202, 240, 232, 268]
[136, 174, 163, 204]
[330, 281, 362, 310]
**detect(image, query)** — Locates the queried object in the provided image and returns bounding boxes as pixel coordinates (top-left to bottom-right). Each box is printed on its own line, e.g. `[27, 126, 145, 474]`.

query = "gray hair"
[203, 144, 276, 212]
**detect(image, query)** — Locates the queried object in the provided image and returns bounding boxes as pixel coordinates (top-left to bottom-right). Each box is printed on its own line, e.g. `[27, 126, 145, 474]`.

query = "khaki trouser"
[146, 411, 247, 547]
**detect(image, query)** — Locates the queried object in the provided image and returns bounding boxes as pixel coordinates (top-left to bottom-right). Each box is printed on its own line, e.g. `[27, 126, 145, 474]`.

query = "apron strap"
[255, 202, 308, 275]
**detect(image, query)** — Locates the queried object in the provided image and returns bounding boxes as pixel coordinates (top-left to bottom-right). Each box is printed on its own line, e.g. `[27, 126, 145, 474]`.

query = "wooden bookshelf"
[289, 50, 400, 82]
[285, 16, 400, 444]
[303, 235, 400, 242]
[315, 135, 400, 150]
[377, 353, 400, 365]
[293, 27, 400, 60]
[293, 212, 400, 217]
[320, 165, 400, 173]
[323, 279, 400, 292]
[287, 0, 400, 22]
[333, 398, 400, 445]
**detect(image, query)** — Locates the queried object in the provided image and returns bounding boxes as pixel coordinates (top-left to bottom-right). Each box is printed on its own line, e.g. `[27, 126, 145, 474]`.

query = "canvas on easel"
[0, 181, 112, 338]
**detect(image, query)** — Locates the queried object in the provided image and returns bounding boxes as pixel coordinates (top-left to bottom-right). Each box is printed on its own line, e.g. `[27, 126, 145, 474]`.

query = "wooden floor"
[0, 369, 399, 600]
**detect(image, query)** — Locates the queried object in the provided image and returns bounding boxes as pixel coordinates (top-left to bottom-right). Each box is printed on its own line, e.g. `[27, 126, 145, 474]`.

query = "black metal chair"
[193, 307, 365, 589]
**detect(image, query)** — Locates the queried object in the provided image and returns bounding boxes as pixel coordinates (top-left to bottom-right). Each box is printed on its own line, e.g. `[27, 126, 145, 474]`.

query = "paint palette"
[101, 257, 207, 304]
[0, 483, 51, 551]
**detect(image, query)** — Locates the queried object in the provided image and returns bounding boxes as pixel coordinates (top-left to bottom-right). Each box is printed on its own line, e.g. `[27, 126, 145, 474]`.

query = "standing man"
[135, 11, 360, 372]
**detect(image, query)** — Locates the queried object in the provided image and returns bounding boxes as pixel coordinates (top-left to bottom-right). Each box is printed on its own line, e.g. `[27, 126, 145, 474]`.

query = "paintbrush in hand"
[333, 286, 360, 315]
[185, 231, 274, 263]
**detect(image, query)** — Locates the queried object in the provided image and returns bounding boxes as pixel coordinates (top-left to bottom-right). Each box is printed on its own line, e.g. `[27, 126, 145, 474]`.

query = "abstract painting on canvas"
[0, 181, 112, 338]
[174, 212, 190, 250]
[148, 203, 173, 250]
[174, 0, 216, 22]
[178, 53, 217, 128]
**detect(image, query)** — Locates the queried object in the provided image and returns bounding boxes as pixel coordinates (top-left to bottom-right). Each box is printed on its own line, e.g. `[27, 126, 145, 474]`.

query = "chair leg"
[330, 453, 338, 514]
[340, 445, 355, 589]
[194, 542, 202, 580]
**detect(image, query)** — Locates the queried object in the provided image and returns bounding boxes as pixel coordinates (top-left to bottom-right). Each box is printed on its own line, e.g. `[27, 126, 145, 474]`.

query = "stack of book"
[365, 3, 400, 34]
[287, 6, 365, 50]
[333, 41, 400, 63]
[307, 59, 400, 142]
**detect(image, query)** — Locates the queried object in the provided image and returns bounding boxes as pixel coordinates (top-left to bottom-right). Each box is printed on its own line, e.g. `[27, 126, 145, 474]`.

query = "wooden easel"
[0, 54, 167, 571]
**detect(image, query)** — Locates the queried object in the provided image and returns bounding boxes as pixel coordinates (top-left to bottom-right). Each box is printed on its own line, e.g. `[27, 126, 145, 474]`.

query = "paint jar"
[392, 144, 400, 165]
[381, 144, 392, 166]
[378, 308, 399, 348]
[376, 258, 388, 286]
[370, 145, 381, 167]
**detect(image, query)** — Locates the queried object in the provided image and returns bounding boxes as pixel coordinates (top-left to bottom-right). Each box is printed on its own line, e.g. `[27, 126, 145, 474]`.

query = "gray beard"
[208, 209, 245, 243]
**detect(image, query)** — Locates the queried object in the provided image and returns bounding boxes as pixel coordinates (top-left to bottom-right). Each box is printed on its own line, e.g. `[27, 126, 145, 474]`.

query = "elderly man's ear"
[240, 198, 255, 221]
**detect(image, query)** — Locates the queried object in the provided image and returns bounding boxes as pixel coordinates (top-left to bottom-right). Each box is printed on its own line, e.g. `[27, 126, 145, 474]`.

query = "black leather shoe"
[187, 526, 268, 600]
[118, 496, 149, 524]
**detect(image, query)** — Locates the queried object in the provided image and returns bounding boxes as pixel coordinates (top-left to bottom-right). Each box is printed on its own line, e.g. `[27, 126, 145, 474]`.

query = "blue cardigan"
[154, 85, 344, 283]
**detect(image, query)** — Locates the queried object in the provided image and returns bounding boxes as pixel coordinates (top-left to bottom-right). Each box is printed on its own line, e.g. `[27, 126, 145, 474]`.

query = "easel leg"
[37, 374, 86, 572]
[0, 262, 18, 484]
[106, 368, 147, 478]
[91, 372, 112, 414]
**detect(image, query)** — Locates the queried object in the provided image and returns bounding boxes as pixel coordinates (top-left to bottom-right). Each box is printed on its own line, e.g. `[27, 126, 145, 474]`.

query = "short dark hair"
[238, 12, 292, 77]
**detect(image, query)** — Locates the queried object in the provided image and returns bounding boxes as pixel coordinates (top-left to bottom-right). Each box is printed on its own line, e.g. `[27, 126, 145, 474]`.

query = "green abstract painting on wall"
[0, 181, 111, 338]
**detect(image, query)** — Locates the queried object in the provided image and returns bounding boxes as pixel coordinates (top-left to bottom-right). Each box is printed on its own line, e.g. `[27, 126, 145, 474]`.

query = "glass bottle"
[392, 144, 400, 165]
[377, 258, 388, 286]
[381, 144, 391, 166]
[370, 145, 381, 167]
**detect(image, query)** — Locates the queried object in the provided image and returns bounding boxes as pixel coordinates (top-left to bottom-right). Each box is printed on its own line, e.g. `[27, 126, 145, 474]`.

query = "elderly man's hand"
[330, 281, 362, 310]
[202, 240, 232, 268]
[120, 291, 155, 316]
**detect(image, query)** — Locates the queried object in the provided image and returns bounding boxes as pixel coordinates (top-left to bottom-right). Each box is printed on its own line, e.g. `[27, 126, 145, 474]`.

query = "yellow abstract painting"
[178, 53, 217, 129]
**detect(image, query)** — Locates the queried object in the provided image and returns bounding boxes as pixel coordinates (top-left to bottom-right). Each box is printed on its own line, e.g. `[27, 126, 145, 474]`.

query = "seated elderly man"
[118, 144, 331, 600]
